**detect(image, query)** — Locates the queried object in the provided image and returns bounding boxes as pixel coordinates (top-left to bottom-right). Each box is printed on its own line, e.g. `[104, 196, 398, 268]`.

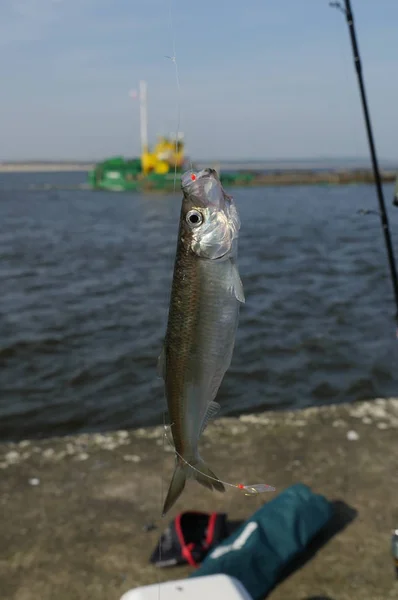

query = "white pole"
[139, 80, 148, 153]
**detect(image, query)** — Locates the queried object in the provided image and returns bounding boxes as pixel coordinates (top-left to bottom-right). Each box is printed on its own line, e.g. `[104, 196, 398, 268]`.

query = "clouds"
[0, 1, 398, 161]
[0, 0, 66, 44]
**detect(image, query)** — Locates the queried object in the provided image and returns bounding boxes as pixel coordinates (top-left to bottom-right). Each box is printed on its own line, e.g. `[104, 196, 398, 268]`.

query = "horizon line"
[1, 155, 397, 165]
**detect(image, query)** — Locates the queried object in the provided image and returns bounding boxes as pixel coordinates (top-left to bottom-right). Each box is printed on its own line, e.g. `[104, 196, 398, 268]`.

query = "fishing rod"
[330, 0, 398, 326]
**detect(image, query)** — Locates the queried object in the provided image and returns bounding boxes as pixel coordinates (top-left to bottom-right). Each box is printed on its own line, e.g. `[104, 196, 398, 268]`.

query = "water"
[1, 171, 398, 442]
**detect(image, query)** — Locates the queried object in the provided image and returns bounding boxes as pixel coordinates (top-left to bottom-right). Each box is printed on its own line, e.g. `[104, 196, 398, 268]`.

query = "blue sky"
[1, 0, 398, 161]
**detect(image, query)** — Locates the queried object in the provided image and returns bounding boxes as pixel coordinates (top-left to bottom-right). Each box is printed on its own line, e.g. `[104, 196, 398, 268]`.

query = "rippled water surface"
[1, 171, 398, 441]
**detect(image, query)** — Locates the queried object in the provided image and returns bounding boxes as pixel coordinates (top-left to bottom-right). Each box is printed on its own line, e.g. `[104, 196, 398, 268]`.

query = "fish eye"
[186, 210, 203, 227]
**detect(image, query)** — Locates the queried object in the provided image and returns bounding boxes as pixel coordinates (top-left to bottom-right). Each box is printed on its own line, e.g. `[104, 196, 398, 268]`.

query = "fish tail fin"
[162, 458, 187, 516]
[162, 456, 225, 516]
[192, 456, 226, 494]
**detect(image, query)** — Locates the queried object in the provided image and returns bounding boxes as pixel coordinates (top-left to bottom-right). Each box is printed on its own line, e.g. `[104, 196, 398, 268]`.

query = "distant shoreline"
[0, 163, 94, 173]
[0, 163, 396, 187]
[1, 160, 397, 173]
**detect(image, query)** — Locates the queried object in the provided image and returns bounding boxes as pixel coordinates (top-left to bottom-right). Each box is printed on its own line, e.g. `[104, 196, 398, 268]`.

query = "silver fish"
[158, 168, 245, 515]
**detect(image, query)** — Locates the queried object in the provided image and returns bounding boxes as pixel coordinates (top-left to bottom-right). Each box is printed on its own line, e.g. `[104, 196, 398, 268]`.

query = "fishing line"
[163, 424, 276, 496]
[154, 7, 273, 596]
[166, 0, 182, 192]
[156, 412, 167, 600]
[154, 5, 183, 598]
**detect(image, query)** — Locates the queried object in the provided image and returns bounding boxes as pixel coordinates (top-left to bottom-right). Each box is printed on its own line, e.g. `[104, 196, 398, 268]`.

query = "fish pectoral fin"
[231, 262, 245, 303]
[156, 343, 166, 379]
[199, 401, 221, 435]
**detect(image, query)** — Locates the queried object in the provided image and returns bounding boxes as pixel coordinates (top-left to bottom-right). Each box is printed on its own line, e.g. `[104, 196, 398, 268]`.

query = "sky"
[1, 0, 398, 161]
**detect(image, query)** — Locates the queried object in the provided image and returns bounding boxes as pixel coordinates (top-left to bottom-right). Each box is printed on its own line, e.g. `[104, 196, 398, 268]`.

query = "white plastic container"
[119, 573, 253, 600]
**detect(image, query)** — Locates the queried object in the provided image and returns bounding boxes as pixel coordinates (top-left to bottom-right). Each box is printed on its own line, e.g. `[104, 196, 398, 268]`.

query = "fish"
[158, 167, 245, 516]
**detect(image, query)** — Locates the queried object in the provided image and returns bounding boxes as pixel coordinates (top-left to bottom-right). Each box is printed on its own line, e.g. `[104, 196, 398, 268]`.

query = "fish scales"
[158, 168, 244, 515]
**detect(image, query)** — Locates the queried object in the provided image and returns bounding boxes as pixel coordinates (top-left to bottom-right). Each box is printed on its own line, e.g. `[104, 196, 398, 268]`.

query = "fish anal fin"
[200, 401, 221, 436]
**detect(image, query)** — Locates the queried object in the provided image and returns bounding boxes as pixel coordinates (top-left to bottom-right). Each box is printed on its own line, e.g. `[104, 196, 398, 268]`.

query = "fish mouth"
[181, 168, 228, 210]
[181, 167, 219, 188]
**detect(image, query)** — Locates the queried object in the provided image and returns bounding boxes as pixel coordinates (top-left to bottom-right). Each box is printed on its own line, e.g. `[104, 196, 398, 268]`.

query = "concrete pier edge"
[1, 397, 398, 600]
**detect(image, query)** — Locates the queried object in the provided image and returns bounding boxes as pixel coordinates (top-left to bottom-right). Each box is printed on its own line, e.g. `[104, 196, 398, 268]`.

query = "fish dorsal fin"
[200, 401, 221, 435]
[157, 344, 166, 379]
[231, 262, 245, 303]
